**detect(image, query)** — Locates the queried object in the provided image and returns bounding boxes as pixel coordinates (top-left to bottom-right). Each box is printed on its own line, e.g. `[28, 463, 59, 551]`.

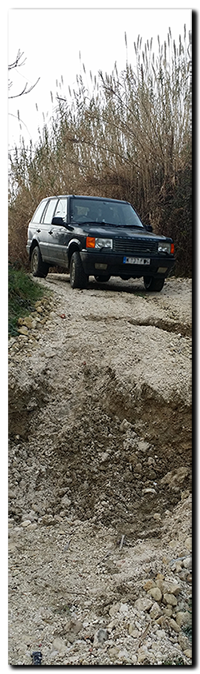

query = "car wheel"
[144, 276, 164, 292]
[94, 275, 110, 283]
[70, 251, 88, 289]
[31, 246, 49, 277]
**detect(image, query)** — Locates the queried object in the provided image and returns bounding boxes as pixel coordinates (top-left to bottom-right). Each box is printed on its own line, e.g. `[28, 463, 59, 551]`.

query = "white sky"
[8, 4, 192, 150]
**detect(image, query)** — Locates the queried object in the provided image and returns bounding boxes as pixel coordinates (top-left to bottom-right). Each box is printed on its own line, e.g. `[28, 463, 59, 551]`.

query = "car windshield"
[70, 198, 144, 228]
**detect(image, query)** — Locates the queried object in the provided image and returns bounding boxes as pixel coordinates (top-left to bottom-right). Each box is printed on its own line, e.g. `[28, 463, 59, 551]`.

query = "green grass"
[8, 265, 45, 336]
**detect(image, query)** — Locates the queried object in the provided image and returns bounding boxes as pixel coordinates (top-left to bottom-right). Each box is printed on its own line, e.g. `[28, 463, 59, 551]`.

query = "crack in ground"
[83, 314, 191, 336]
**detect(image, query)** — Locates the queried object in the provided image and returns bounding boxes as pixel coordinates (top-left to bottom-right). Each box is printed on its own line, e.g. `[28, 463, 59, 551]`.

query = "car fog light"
[157, 267, 168, 273]
[95, 263, 108, 270]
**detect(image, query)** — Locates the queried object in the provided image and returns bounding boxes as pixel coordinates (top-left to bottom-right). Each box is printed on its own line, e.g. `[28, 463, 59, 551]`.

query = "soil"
[8, 274, 192, 667]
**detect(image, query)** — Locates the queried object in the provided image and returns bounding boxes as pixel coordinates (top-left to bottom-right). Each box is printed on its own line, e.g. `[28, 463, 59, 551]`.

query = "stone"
[183, 648, 192, 659]
[153, 513, 161, 521]
[61, 495, 72, 507]
[21, 520, 32, 527]
[128, 625, 140, 637]
[148, 587, 162, 602]
[163, 607, 173, 617]
[149, 601, 162, 620]
[175, 611, 191, 627]
[109, 603, 121, 616]
[162, 580, 180, 595]
[93, 628, 108, 646]
[142, 487, 156, 495]
[163, 593, 177, 606]
[137, 646, 149, 663]
[134, 597, 153, 612]
[18, 326, 29, 336]
[169, 618, 180, 633]
[64, 619, 83, 643]
[183, 556, 192, 569]
[52, 637, 67, 655]
[143, 579, 155, 591]
[185, 536, 192, 551]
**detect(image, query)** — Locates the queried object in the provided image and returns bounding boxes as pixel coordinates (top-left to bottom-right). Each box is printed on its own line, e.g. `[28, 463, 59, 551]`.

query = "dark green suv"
[26, 194, 175, 291]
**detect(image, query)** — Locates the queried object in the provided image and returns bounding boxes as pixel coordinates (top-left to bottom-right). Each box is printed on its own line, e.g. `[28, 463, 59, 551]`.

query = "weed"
[8, 265, 45, 336]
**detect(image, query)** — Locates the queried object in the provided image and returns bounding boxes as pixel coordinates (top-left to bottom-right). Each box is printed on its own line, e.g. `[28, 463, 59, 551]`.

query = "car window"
[32, 200, 47, 223]
[42, 199, 58, 224]
[54, 198, 67, 223]
[70, 198, 143, 227]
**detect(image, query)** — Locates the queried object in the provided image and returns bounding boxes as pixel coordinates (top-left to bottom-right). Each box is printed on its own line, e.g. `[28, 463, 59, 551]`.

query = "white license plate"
[123, 256, 150, 265]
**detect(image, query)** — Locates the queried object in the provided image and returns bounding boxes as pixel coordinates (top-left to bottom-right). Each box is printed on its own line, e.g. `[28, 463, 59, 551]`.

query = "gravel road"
[8, 274, 192, 666]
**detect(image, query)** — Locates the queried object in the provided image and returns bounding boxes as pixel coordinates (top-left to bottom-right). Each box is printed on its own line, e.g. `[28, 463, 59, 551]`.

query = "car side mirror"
[52, 216, 64, 225]
[144, 224, 153, 232]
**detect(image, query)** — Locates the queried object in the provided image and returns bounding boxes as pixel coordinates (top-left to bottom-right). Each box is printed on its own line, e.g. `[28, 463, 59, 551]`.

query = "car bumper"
[80, 250, 175, 278]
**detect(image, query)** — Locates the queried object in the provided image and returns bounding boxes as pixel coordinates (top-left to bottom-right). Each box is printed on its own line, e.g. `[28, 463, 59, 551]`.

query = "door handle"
[36, 228, 41, 233]
[48, 230, 53, 234]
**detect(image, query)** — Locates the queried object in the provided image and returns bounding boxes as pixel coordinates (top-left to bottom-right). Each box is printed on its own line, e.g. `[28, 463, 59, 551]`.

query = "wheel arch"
[29, 237, 40, 261]
[68, 240, 82, 265]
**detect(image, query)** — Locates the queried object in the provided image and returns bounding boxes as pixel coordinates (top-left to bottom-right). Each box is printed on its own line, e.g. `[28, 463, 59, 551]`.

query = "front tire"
[144, 276, 164, 292]
[31, 246, 49, 277]
[70, 251, 88, 289]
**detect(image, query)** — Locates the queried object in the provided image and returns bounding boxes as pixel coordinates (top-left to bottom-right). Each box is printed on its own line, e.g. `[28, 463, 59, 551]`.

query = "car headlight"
[86, 236, 113, 249]
[158, 242, 171, 254]
[95, 238, 113, 249]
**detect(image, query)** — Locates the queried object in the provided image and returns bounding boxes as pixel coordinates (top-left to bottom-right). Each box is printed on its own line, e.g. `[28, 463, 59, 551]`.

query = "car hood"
[81, 224, 170, 241]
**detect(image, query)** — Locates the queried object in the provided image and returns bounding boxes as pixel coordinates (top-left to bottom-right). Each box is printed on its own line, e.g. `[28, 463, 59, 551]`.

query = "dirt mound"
[8, 276, 192, 665]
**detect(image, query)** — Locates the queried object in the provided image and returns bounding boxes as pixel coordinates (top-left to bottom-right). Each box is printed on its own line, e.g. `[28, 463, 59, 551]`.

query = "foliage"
[8, 264, 44, 336]
[8, 26, 192, 276]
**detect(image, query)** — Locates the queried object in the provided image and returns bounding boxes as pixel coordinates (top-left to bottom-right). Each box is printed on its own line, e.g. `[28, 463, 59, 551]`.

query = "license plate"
[123, 256, 150, 265]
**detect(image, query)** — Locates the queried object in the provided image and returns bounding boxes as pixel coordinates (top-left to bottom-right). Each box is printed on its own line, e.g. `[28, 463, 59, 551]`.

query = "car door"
[49, 198, 70, 265]
[40, 198, 58, 262]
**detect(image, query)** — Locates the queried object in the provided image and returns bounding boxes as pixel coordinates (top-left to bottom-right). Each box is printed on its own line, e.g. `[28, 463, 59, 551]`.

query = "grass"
[8, 264, 45, 336]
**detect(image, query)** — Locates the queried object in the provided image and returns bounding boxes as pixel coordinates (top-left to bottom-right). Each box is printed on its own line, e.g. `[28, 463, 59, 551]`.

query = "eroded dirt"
[8, 275, 192, 666]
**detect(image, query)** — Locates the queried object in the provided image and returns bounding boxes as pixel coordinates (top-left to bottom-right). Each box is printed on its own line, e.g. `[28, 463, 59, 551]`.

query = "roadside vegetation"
[8, 264, 44, 336]
[8, 26, 192, 276]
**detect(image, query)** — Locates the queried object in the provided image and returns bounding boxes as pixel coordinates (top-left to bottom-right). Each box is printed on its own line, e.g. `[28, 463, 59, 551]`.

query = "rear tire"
[144, 276, 164, 292]
[70, 251, 88, 289]
[31, 246, 49, 277]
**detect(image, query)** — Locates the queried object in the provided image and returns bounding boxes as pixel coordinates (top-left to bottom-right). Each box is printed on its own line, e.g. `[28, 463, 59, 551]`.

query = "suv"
[26, 194, 175, 291]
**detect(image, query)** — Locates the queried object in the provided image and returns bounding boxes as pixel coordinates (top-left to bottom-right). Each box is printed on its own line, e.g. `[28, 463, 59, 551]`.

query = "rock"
[185, 536, 192, 551]
[109, 603, 121, 616]
[108, 645, 123, 659]
[21, 520, 32, 527]
[153, 513, 161, 521]
[161, 580, 180, 595]
[183, 648, 192, 659]
[175, 611, 191, 627]
[128, 625, 140, 637]
[64, 619, 83, 643]
[143, 579, 155, 591]
[150, 602, 162, 620]
[93, 628, 108, 646]
[182, 556, 192, 569]
[61, 495, 72, 507]
[18, 326, 29, 336]
[52, 637, 67, 655]
[169, 618, 180, 633]
[163, 607, 173, 617]
[147, 587, 162, 602]
[142, 488, 156, 495]
[134, 596, 153, 612]
[137, 646, 149, 663]
[163, 593, 177, 606]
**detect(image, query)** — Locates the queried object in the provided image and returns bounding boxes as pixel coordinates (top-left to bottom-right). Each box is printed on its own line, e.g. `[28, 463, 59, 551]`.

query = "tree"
[8, 50, 40, 99]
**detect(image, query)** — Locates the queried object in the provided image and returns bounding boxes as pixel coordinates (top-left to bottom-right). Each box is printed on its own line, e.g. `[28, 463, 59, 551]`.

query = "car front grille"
[113, 238, 158, 255]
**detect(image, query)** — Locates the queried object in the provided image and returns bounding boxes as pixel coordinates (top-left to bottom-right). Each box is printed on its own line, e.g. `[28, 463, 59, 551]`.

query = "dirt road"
[8, 275, 192, 666]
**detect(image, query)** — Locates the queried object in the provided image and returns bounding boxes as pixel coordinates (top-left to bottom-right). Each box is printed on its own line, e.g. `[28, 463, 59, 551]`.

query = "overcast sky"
[8, 4, 192, 150]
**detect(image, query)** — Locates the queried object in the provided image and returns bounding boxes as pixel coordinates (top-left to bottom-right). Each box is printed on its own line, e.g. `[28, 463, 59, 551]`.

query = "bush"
[8, 264, 44, 336]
